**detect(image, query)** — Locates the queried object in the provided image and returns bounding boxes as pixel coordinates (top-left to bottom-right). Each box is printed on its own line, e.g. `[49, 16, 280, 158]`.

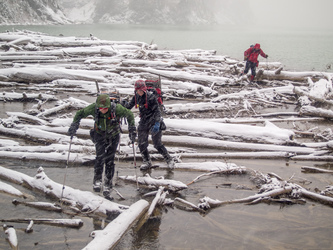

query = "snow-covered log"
[1, 218, 83, 228]
[12, 199, 62, 212]
[301, 166, 333, 174]
[6, 112, 49, 125]
[198, 186, 293, 209]
[116, 66, 230, 86]
[299, 188, 333, 207]
[0, 92, 57, 101]
[146, 186, 165, 218]
[0, 67, 112, 83]
[212, 85, 295, 102]
[83, 199, 149, 250]
[0, 166, 129, 216]
[164, 119, 295, 144]
[4, 226, 18, 250]
[0, 181, 26, 198]
[162, 135, 314, 154]
[118, 174, 187, 192]
[300, 106, 333, 119]
[260, 70, 325, 82]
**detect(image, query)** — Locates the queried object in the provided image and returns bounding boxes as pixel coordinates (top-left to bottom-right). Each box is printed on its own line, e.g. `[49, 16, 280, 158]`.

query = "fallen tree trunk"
[300, 106, 333, 119]
[301, 166, 333, 174]
[299, 188, 333, 207]
[118, 174, 188, 192]
[198, 186, 293, 209]
[1, 218, 83, 228]
[12, 199, 62, 212]
[0, 166, 129, 217]
[83, 199, 149, 250]
[0, 181, 27, 198]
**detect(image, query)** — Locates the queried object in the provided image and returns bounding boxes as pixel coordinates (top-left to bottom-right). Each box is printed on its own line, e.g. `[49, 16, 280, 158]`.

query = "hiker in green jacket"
[68, 94, 136, 199]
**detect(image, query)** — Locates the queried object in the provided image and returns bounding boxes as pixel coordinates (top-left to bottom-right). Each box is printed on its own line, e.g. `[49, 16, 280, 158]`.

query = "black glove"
[265, 54, 268, 58]
[128, 125, 137, 144]
[120, 99, 128, 107]
[68, 122, 79, 137]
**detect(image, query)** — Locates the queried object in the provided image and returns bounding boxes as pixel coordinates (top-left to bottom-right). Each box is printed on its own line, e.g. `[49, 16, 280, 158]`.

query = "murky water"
[1, 154, 333, 249]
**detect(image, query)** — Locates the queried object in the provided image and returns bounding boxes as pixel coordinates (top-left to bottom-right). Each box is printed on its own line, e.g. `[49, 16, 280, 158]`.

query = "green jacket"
[73, 94, 135, 136]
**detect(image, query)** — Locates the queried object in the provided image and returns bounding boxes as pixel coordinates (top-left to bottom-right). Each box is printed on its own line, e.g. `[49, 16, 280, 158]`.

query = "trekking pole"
[132, 142, 139, 190]
[60, 135, 73, 204]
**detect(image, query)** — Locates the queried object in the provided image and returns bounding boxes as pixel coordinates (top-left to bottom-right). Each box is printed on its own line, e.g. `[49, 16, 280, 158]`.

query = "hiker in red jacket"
[240, 43, 268, 82]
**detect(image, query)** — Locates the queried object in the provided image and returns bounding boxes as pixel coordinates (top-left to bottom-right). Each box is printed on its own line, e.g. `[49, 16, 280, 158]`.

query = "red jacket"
[244, 43, 267, 65]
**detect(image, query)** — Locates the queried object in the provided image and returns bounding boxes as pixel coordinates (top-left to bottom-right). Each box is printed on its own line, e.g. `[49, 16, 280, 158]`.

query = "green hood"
[96, 94, 111, 108]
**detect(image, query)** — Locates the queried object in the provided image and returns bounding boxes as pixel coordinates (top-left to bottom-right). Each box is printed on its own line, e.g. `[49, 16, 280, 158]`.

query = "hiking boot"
[103, 185, 112, 198]
[166, 158, 175, 169]
[93, 180, 102, 192]
[140, 160, 152, 170]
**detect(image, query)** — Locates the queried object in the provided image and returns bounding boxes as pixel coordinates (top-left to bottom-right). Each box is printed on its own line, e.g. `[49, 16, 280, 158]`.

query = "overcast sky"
[250, 0, 333, 28]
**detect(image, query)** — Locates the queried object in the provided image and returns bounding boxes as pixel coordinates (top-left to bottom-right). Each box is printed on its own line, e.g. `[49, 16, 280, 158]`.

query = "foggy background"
[250, 0, 333, 28]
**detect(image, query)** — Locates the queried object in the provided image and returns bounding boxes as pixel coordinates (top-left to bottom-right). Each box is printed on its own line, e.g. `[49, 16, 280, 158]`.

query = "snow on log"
[4, 227, 18, 250]
[299, 188, 333, 207]
[198, 186, 293, 209]
[301, 166, 333, 174]
[83, 199, 149, 250]
[294, 86, 333, 105]
[0, 181, 26, 198]
[0, 166, 129, 216]
[6, 112, 49, 125]
[162, 135, 314, 154]
[1, 218, 83, 228]
[300, 106, 333, 119]
[0, 124, 93, 146]
[170, 161, 246, 173]
[12, 199, 62, 212]
[165, 118, 295, 144]
[261, 70, 325, 82]
[178, 151, 295, 160]
[0, 67, 112, 83]
[212, 85, 295, 102]
[118, 174, 188, 192]
[0, 92, 57, 102]
[116, 66, 230, 86]
[146, 186, 165, 219]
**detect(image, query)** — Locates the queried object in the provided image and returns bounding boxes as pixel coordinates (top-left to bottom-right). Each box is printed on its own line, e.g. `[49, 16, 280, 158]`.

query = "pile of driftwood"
[1, 30, 333, 249]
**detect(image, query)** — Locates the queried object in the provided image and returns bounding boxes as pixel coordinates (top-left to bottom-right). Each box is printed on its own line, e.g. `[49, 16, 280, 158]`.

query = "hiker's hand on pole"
[128, 125, 137, 144]
[68, 122, 79, 137]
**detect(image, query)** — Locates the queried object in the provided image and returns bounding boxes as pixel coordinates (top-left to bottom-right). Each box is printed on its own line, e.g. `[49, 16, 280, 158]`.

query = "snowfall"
[1, 30, 333, 249]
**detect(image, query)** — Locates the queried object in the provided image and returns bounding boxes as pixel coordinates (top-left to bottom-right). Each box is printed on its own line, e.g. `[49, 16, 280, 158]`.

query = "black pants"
[138, 124, 170, 162]
[92, 131, 120, 187]
[243, 60, 257, 76]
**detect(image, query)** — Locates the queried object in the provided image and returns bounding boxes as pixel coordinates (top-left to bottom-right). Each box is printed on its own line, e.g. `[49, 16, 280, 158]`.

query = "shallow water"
[1, 154, 333, 249]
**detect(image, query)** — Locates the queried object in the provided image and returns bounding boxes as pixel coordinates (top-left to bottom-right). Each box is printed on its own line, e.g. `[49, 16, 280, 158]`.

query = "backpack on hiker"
[145, 78, 163, 106]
